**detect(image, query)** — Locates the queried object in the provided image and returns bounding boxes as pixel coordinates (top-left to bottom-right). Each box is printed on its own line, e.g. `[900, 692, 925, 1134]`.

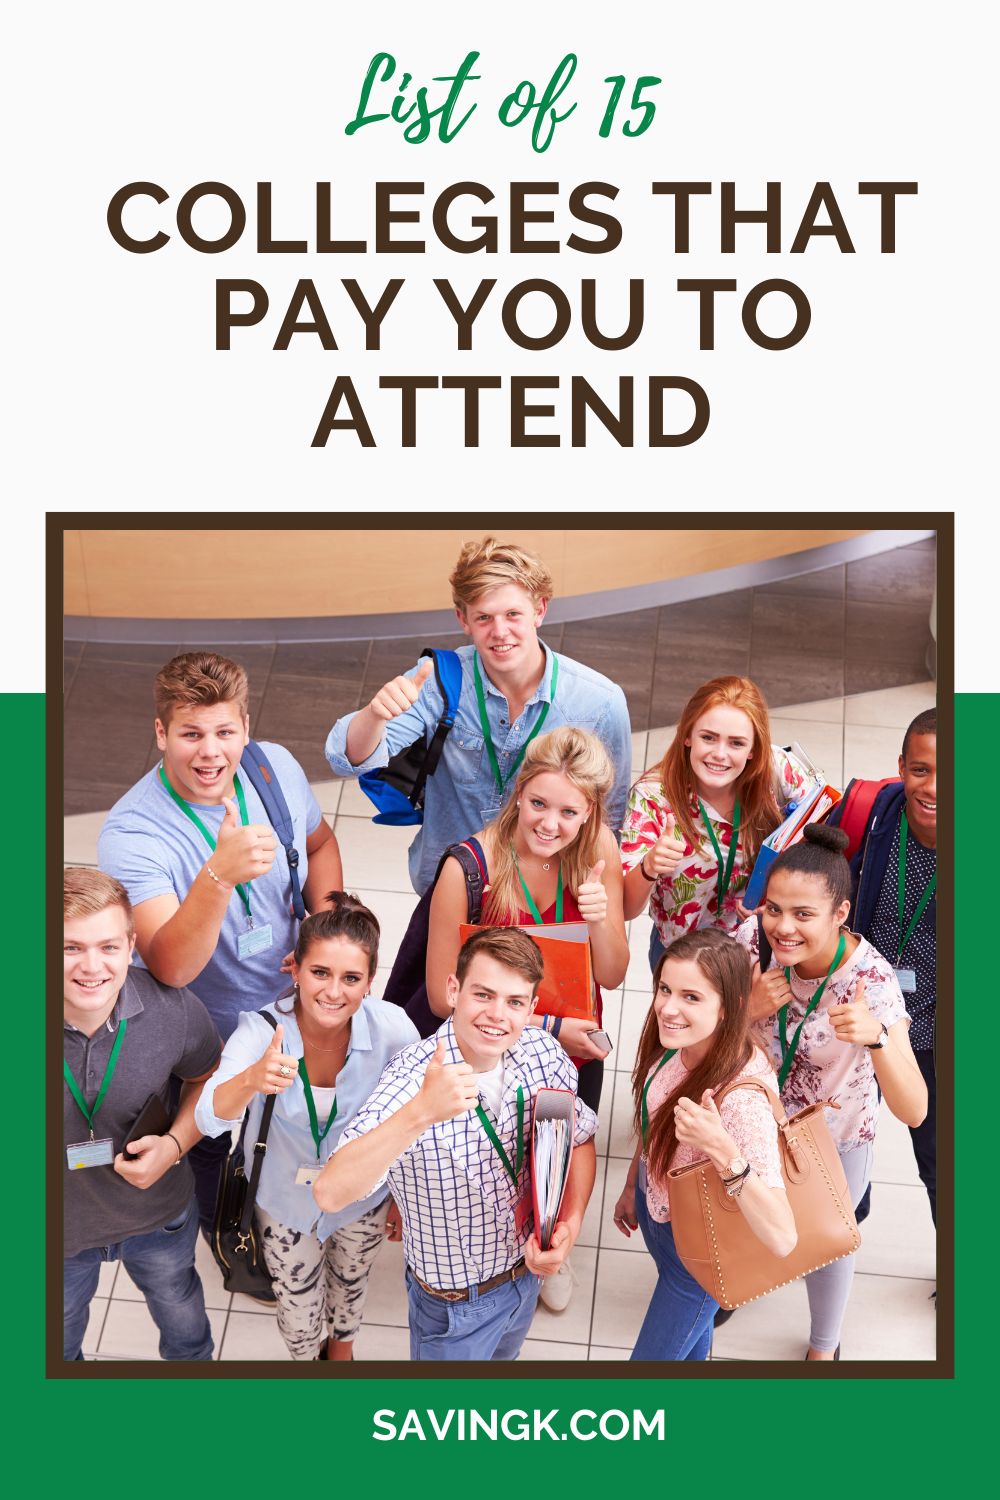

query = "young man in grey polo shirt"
[63, 869, 221, 1361]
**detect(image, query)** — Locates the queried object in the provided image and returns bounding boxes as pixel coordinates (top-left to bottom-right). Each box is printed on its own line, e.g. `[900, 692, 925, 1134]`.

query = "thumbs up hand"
[210, 797, 278, 887]
[369, 658, 435, 723]
[829, 978, 883, 1049]
[642, 815, 689, 881]
[245, 1022, 297, 1097]
[415, 1040, 479, 1126]
[673, 1089, 735, 1161]
[576, 858, 608, 925]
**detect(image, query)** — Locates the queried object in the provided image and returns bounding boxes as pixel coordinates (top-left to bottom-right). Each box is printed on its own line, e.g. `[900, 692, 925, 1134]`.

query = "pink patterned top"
[642, 1046, 785, 1224]
[621, 746, 812, 944]
[733, 921, 909, 1149]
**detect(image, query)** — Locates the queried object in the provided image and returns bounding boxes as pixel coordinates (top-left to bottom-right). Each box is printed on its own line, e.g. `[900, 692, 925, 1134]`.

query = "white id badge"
[67, 1138, 114, 1169]
[295, 1162, 322, 1188]
[894, 967, 918, 994]
[237, 923, 274, 960]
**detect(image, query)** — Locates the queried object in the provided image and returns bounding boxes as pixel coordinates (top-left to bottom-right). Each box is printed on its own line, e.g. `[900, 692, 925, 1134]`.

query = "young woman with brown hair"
[612, 928, 796, 1360]
[621, 676, 814, 970]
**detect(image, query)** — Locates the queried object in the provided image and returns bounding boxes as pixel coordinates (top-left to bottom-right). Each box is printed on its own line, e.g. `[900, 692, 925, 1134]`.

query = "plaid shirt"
[337, 1018, 598, 1290]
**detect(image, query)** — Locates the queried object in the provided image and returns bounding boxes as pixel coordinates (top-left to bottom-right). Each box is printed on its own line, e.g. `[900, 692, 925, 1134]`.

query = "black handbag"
[211, 1012, 279, 1300]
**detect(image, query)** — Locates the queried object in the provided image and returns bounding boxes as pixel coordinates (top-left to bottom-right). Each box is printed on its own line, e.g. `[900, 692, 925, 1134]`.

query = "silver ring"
[279, 1064, 292, 1078]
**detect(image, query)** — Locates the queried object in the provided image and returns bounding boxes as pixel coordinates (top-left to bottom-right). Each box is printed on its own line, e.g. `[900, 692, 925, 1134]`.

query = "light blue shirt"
[194, 996, 419, 1239]
[325, 642, 632, 894]
[98, 742, 323, 1040]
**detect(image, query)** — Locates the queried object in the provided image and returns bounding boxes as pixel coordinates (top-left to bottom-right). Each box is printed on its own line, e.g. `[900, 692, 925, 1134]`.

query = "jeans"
[63, 1196, 213, 1361]
[909, 1049, 936, 1225]
[631, 1183, 718, 1360]
[187, 1130, 231, 1237]
[648, 925, 666, 975]
[406, 1267, 541, 1361]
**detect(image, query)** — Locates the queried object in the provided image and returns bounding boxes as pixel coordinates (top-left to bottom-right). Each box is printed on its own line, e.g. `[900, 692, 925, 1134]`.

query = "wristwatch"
[866, 1022, 889, 1050]
[720, 1156, 751, 1197]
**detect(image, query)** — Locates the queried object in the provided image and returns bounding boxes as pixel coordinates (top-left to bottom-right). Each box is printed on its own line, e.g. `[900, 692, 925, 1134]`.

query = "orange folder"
[458, 922, 597, 1022]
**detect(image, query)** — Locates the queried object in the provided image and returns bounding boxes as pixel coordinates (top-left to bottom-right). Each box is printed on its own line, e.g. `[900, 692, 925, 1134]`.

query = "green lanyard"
[698, 799, 741, 914]
[897, 812, 936, 964]
[513, 853, 563, 924]
[472, 652, 559, 796]
[63, 1019, 127, 1140]
[297, 1058, 338, 1159]
[158, 764, 253, 923]
[641, 1049, 676, 1147]
[777, 929, 846, 1091]
[475, 1086, 525, 1187]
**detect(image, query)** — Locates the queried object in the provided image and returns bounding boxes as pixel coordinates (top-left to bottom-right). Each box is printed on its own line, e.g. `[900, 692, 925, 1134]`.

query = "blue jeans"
[64, 1197, 213, 1361]
[631, 1184, 718, 1361]
[406, 1267, 541, 1361]
[648, 925, 666, 974]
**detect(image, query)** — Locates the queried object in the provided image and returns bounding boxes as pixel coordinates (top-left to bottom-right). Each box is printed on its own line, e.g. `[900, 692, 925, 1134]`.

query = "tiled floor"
[64, 679, 938, 1364]
[62, 539, 935, 810]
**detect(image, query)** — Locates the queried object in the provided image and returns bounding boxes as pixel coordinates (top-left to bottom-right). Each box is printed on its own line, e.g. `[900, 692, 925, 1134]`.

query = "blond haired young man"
[99, 651, 343, 1230]
[325, 537, 632, 893]
[62, 869, 221, 1359]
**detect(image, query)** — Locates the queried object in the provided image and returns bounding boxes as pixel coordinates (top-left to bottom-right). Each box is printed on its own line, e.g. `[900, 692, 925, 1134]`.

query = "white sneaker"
[538, 1260, 575, 1312]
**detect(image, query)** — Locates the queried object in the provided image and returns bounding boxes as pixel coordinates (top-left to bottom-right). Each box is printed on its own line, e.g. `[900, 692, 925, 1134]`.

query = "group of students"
[63, 535, 938, 1364]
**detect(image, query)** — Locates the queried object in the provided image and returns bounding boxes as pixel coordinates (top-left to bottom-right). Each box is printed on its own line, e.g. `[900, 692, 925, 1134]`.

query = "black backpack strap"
[238, 1011, 279, 1235]
[450, 836, 487, 923]
[241, 740, 306, 921]
[409, 649, 462, 810]
[756, 913, 773, 973]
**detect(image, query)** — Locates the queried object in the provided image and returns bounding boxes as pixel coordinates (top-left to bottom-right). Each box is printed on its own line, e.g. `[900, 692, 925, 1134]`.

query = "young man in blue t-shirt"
[99, 650, 343, 1231]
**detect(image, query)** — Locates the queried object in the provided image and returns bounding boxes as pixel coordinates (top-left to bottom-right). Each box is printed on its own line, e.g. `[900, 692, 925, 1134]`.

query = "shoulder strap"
[238, 1010, 280, 1234]
[711, 1074, 788, 1126]
[240, 740, 306, 920]
[756, 913, 772, 972]
[408, 649, 463, 807]
[448, 836, 487, 923]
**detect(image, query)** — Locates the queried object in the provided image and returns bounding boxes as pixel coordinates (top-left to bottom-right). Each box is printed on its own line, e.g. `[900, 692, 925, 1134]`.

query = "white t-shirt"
[475, 1060, 505, 1119]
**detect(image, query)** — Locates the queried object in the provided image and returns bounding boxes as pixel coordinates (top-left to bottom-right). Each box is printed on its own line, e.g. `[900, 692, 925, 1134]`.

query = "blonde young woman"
[621, 676, 814, 972]
[425, 726, 630, 1118]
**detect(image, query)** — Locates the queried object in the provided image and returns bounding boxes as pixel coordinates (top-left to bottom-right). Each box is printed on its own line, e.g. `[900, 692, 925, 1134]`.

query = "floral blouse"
[733, 921, 909, 1150]
[621, 745, 812, 943]
[642, 1045, 785, 1223]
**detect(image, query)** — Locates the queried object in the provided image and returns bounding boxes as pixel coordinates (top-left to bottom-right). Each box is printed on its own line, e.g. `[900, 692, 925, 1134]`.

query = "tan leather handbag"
[666, 1079, 861, 1310]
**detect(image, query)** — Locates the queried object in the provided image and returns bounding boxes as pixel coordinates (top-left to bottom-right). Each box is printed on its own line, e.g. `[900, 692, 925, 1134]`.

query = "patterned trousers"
[257, 1199, 389, 1360]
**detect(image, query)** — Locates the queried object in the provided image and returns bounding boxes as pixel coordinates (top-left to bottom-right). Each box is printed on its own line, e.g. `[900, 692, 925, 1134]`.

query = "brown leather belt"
[412, 1258, 528, 1303]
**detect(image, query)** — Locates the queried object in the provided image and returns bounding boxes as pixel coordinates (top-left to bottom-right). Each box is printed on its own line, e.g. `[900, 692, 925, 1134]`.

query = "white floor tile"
[768, 697, 845, 725]
[625, 918, 655, 992]
[710, 1277, 811, 1361]
[360, 1236, 409, 1328]
[519, 1338, 589, 1360]
[599, 986, 624, 1056]
[843, 723, 908, 783]
[334, 815, 417, 893]
[354, 1322, 411, 1360]
[844, 682, 936, 729]
[855, 1181, 936, 1281]
[589, 1246, 657, 1349]
[589, 1345, 631, 1360]
[577, 1157, 608, 1249]
[219, 1309, 293, 1360]
[645, 726, 676, 765]
[769, 717, 843, 789]
[606, 1069, 640, 1161]
[631, 730, 648, 778]
[64, 812, 106, 867]
[338, 776, 381, 818]
[353, 888, 420, 975]
[81, 1297, 110, 1356]
[193, 1232, 233, 1310]
[309, 780, 342, 817]
[529, 1245, 598, 1344]
[617, 989, 652, 1076]
[96, 1261, 118, 1297]
[230, 1289, 278, 1315]
[837, 1272, 936, 1360]
[871, 1103, 923, 1187]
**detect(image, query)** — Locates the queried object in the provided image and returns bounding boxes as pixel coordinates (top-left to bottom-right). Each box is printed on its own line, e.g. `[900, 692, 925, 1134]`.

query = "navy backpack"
[359, 648, 463, 826]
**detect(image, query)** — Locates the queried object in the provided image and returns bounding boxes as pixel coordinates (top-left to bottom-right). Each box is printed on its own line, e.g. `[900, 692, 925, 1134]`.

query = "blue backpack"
[239, 740, 307, 920]
[359, 648, 463, 826]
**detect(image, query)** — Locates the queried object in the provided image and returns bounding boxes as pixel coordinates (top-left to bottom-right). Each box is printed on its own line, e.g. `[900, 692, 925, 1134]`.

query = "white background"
[6, 2, 995, 691]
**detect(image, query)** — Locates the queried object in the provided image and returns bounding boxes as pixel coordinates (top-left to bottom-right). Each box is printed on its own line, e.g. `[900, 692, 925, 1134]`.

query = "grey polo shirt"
[63, 967, 221, 1258]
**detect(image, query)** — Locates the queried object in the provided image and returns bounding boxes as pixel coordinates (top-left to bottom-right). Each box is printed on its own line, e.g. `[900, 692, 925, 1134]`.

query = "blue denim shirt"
[194, 996, 418, 1239]
[325, 643, 632, 893]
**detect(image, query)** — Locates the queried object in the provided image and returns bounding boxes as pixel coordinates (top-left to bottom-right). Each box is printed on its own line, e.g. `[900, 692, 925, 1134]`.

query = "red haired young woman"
[621, 676, 814, 972]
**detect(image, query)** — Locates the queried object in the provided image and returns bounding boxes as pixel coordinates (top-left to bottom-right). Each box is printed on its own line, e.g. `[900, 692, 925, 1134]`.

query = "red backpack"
[834, 776, 901, 860]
